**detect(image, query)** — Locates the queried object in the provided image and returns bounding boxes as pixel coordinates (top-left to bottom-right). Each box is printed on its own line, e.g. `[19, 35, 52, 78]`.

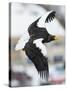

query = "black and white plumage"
[15, 11, 57, 80]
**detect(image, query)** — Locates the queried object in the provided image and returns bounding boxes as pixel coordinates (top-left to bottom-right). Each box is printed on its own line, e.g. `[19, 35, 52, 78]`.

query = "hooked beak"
[54, 36, 63, 40]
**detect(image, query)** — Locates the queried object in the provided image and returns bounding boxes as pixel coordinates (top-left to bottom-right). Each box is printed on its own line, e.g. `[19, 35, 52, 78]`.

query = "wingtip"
[49, 10, 56, 14]
[38, 70, 49, 80]
[45, 10, 56, 23]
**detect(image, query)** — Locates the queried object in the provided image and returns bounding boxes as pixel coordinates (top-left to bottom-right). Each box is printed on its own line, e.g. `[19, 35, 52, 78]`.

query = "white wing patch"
[33, 38, 47, 56]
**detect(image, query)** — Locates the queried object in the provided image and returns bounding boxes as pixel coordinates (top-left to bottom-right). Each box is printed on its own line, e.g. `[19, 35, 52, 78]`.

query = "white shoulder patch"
[33, 38, 47, 56]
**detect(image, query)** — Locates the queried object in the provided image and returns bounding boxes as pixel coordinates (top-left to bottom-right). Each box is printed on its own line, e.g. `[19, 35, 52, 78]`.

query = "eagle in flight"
[15, 11, 58, 80]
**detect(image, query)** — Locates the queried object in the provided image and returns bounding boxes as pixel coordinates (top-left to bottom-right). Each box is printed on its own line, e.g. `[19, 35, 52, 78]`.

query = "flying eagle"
[15, 11, 58, 80]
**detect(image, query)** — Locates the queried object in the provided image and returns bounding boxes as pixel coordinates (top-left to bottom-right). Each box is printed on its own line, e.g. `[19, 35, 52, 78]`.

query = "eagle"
[15, 11, 58, 80]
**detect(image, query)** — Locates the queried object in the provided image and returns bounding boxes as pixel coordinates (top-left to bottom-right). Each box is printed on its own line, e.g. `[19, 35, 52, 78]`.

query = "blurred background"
[9, 3, 65, 87]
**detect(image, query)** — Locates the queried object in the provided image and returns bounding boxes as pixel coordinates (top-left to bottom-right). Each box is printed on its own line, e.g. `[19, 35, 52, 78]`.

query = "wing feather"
[45, 10, 56, 23]
[37, 10, 56, 28]
[24, 38, 49, 79]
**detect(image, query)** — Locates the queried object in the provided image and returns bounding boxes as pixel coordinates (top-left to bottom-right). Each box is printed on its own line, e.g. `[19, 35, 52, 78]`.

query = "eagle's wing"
[33, 38, 49, 79]
[37, 10, 56, 28]
[32, 53, 49, 79]
[45, 10, 56, 23]
[25, 38, 49, 79]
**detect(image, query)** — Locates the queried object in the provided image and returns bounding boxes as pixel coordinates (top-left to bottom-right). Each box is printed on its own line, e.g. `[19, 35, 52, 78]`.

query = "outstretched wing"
[33, 38, 49, 79]
[45, 10, 56, 23]
[25, 38, 49, 79]
[37, 10, 56, 28]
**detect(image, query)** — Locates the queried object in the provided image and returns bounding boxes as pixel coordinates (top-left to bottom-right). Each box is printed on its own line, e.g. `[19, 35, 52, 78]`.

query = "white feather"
[33, 38, 47, 56]
[37, 10, 55, 28]
[15, 31, 30, 50]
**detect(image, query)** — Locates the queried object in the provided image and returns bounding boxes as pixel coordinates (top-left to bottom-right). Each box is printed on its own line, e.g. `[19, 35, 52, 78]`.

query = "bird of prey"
[15, 10, 58, 80]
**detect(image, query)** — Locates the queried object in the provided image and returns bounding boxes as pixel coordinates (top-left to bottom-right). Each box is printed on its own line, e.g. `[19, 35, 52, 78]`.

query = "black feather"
[24, 39, 49, 79]
[45, 11, 56, 23]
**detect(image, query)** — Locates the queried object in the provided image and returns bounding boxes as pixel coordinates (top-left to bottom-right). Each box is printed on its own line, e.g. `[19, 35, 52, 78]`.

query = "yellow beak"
[54, 36, 63, 40]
